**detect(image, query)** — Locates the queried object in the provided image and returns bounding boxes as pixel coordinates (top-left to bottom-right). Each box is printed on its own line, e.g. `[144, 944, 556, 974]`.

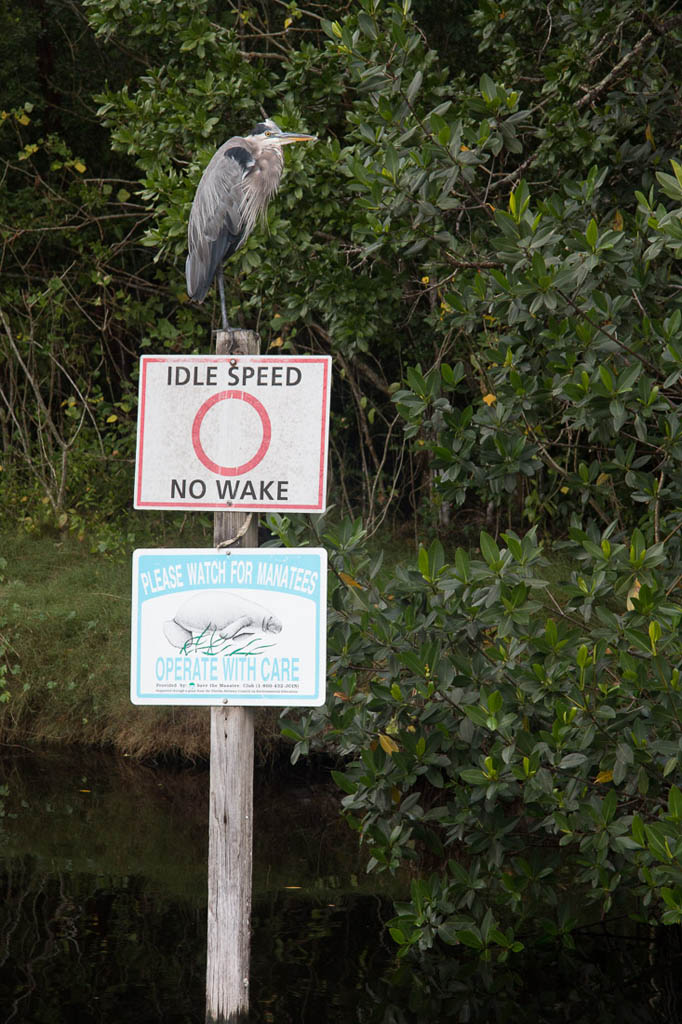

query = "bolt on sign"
[134, 355, 331, 511]
[131, 548, 327, 706]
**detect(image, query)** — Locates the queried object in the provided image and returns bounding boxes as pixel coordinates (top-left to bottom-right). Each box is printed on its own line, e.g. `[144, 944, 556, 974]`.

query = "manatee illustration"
[163, 591, 283, 650]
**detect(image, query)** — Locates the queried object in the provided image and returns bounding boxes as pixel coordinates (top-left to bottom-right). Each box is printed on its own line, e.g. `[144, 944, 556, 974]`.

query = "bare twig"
[488, 152, 539, 194]
[576, 30, 654, 110]
[654, 471, 664, 544]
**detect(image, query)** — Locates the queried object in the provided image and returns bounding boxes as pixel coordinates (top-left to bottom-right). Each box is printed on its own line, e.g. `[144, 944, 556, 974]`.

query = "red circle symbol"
[192, 390, 271, 477]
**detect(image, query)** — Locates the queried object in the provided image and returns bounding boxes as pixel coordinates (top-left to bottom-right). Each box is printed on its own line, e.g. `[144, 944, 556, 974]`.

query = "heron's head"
[248, 118, 317, 148]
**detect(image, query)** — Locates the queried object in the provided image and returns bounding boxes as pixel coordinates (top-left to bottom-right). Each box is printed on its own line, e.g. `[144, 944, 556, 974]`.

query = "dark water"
[0, 749, 391, 1024]
[1, 750, 681, 1023]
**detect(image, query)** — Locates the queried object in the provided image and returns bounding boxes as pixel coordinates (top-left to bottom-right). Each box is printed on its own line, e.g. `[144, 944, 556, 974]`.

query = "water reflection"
[1, 750, 681, 1023]
[367, 928, 682, 1024]
[2, 862, 205, 1023]
[0, 749, 392, 1023]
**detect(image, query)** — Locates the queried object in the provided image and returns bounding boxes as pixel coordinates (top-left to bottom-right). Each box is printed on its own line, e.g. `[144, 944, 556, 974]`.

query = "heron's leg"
[216, 268, 229, 330]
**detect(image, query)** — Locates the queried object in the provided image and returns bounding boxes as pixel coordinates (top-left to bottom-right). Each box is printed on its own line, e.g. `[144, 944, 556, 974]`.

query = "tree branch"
[576, 30, 654, 111]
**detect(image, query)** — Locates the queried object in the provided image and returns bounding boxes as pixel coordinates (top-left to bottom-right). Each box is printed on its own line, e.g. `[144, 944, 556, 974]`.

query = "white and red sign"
[134, 355, 331, 511]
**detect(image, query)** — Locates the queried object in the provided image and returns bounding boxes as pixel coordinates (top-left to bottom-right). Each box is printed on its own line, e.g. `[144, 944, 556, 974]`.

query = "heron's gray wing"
[185, 138, 255, 302]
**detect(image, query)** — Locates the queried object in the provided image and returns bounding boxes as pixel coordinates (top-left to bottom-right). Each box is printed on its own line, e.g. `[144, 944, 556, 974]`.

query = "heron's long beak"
[277, 132, 317, 144]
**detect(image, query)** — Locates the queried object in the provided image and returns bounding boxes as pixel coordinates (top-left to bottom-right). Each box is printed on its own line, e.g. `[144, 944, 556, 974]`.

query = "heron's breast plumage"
[240, 146, 285, 239]
[185, 136, 285, 302]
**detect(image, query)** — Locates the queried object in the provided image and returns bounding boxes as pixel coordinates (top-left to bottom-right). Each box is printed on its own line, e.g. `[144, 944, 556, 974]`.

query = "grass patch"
[0, 527, 284, 760]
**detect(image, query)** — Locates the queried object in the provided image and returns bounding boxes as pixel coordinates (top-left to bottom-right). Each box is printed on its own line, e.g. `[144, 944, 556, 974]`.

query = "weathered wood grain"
[206, 327, 259, 1024]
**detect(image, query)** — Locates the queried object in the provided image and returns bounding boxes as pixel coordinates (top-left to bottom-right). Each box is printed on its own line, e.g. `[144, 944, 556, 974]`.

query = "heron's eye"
[264, 131, 272, 137]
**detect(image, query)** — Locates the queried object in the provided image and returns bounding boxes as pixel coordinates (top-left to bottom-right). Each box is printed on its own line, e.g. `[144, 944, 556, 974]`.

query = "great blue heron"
[185, 118, 317, 329]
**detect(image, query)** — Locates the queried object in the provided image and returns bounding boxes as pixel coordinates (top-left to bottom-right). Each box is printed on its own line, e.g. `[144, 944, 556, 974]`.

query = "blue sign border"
[131, 548, 327, 705]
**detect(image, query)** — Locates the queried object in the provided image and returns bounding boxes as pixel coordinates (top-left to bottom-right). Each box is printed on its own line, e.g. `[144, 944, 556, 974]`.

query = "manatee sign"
[131, 548, 327, 706]
[134, 355, 331, 511]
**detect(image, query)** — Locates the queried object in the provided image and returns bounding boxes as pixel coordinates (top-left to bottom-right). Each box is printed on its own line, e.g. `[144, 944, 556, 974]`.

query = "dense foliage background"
[3, 0, 682, 1004]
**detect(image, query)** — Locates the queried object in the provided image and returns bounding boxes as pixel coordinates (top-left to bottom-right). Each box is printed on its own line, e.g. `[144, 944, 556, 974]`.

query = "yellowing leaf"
[270, 336, 284, 348]
[645, 123, 655, 149]
[339, 571, 363, 589]
[626, 578, 641, 611]
[379, 733, 399, 756]
[483, 393, 496, 406]
[17, 113, 30, 125]
[391, 786, 401, 803]
[333, 690, 348, 701]
[560, 486, 570, 494]
[73, 160, 86, 173]
[106, 414, 118, 423]
[594, 770, 613, 784]
[612, 210, 624, 232]
[421, 275, 430, 285]
[596, 472, 610, 486]
[284, 16, 292, 28]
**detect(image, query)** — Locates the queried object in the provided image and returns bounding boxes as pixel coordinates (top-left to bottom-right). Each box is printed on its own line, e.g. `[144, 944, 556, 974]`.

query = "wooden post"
[206, 327, 259, 1024]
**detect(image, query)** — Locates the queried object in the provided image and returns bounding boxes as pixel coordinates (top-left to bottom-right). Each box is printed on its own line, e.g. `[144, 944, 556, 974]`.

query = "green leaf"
[631, 815, 646, 847]
[331, 770, 357, 795]
[668, 785, 682, 820]
[455, 548, 470, 581]
[479, 73, 497, 104]
[599, 365, 614, 393]
[406, 70, 423, 104]
[462, 705, 490, 728]
[438, 920, 461, 945]
[479, 530, 500, 567]
[487, 690, 503, 714]
[630, 529, 646, 565]
[501, 532, 522, 560]
[356, 12, 378, 39]
[558, 752, 587, 770]
[602, 788, 618, 824]
[649, 620, 661, 653]
[457, 928, 484, 949]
